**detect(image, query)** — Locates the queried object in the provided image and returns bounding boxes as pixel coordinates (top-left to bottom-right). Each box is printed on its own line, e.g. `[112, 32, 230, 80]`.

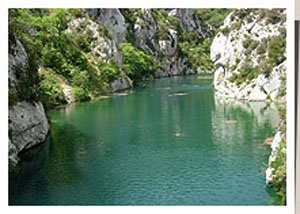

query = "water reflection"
[9, 75, 281, 205]
[9, 122, 96, 205]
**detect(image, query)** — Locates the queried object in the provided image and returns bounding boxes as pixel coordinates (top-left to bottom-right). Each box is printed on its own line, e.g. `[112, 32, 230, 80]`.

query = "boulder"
[9, 101, 49, 159]
[110, 75, 133, 92]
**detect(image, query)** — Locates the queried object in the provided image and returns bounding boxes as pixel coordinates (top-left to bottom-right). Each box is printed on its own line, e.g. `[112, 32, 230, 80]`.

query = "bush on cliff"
[9, 9, 122, 106]
[119, 43, 158, 82]
[270, 137, 286, 205]
[179, 38, 213, 72]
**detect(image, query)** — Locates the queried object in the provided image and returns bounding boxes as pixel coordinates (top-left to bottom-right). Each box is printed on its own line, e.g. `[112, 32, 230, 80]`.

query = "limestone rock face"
[9, 138, 19, 165]
[9, 39, 28, 87]
[211, 9, 286, 101]
[175, 9, 206, 37]
[59, 76, 76, 104]
[213, 62, 286, 101]
[133, 9, 159, 55]
[110, 76, 133, 92]
[9, 101, 49, 153]
[266, 129, 285, 185]
[87, 9, 127, 44]
[130, 9, 205, 77]
[155, 57, 191, 78]
[67, 16, 133, 96]
[67, 17, 122, 65]
[9, 39, 49, 165]
[82, 9, 208, 79]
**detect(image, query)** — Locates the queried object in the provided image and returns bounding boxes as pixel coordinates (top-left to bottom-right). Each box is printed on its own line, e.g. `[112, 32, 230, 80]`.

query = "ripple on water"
[9, 75, 282, 205]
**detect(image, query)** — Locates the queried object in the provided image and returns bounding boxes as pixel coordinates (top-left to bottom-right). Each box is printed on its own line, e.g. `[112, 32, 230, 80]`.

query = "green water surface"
[9, 75, 281, 205]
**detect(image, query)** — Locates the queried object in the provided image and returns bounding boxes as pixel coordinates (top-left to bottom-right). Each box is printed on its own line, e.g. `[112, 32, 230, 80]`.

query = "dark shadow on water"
[9, 121, 96, 205]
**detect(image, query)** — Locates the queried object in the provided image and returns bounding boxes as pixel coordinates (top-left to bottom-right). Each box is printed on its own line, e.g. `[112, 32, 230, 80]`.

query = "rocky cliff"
[9, 38, 49, 165]
[88, 9, 209, 78]
[39, 9, 215, 104]
[210, 9, 286, 201]
[211, 9, 286, 102]
[8, 8, 214, 164]
[66, 15, 132, 95]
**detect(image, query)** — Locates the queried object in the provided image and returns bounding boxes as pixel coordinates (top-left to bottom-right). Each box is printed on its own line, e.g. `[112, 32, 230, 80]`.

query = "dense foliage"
[119, 43, 158, 82]
[194, 9, 233, 35]
[9, 9, 124, 107]
[179, 38, 213, 72]
[270, 134, 286, 204]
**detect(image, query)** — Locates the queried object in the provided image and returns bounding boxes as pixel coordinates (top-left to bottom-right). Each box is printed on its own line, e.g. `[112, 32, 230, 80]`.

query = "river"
[9, 75, 281, 205]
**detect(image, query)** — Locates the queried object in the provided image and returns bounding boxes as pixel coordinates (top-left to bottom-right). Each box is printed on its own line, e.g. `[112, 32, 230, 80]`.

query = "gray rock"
[110, 75, 133, 92]
[9, 39, 50, 165]
[9, 138, 19, 165]
[155, 57, 188, 78]
[67, 17, 123, 65]
[133, 9, 159, 55]
[9, 101, 49, 154]
[175, 9, 206, 38]
[9, 39, 28, 87]
[87, 9, 127, 44]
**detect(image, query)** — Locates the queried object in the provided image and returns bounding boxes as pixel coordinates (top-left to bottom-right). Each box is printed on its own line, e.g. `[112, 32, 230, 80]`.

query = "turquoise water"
[9, 75, 281, 205]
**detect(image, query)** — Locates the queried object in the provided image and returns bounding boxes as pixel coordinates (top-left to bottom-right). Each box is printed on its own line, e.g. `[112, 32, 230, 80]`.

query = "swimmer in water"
[174, 131, 184, 137]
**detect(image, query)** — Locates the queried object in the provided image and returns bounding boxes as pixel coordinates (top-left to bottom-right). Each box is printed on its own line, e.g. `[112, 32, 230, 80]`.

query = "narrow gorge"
[9, 8, 286, 205]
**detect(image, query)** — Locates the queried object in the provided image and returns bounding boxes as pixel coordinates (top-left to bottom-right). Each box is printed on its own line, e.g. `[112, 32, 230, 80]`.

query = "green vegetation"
[8, 8, 287, 205]
[277, 74, 286, 99]
[268, 30, 286, 66]
[39, 69, 65, 106]
[9, 9, 123, 107]
[229, 27, 285, 85]
[119, 9, 143, 44]
[277, 105, 286, 120]
[8, 56, 41, 106]
[258, 9, 286, 25]
[194, 9, 233, 35]
[152, 9, 181, 40]
[271, 144, 286, 205]
[179, 38, 213, 72]
[229, 60, 260, 85]
[119, 43, 158, 82]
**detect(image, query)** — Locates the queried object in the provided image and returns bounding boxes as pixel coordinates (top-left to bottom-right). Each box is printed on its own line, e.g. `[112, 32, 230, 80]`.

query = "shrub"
[70, 68, 90, 88]
[194, 9, 233, 35]
[243, 36, 252, 49]
[72, 86, 90, 101]
[10, 63, 41, 103]
[178, 39, 213, 72]
[39, 69, 65, 106]
[260, 59, 274, 77]
[230, 22, 242, 31]
[277, 74, 286, 98]
[270, 137, 286, 204]
[119, 43, 158, 82]
[229, 60, 259, 86]
[268, 33, 286, 66]
[257, 39, 268, 55]
[221, 27, 230, 36]
[277, 105, 286, 120]
[75, 34, 91, 52]
[42, 44, 66, 70]
[97, 61, 119, 82]
[9, 88, 19, 106]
